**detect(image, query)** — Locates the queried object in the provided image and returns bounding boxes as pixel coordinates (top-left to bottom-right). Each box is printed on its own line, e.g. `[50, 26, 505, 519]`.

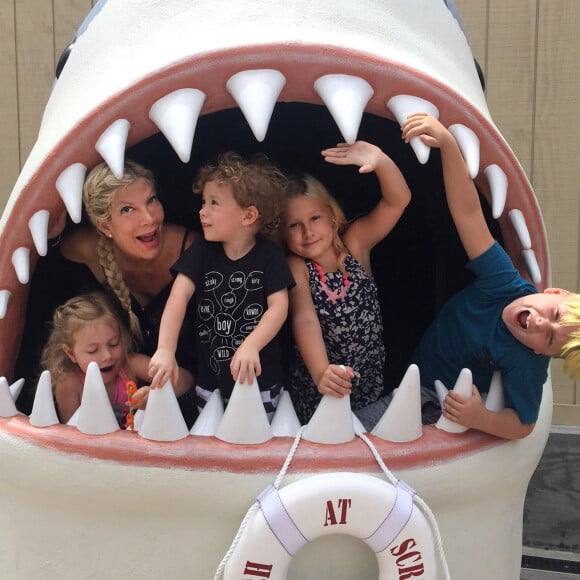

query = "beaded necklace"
[311, 260, 350, 303]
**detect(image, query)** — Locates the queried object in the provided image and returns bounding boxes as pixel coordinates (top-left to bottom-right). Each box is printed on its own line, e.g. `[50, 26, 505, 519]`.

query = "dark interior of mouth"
[13, 102, 502, 416]
[519, 311, 530, 329]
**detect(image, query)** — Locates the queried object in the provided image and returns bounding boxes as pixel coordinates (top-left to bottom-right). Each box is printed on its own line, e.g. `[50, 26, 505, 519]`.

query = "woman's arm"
[59, 226, 104, 280]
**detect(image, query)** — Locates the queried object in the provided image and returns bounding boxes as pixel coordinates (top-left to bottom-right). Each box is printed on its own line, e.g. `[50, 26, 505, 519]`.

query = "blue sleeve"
[468, 241, 537, 299]
[499, 351, 548, 424]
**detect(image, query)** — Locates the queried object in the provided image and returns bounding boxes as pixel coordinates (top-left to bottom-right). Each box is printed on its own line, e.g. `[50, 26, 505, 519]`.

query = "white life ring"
[223, 472, 439, 579]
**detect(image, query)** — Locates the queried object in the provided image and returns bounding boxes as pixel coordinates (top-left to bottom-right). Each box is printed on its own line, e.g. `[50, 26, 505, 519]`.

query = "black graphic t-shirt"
[172, 235, 295, 399]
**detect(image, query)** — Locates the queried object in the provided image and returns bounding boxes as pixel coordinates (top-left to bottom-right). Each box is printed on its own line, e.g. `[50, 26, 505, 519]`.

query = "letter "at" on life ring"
[223, 472, 439, 579]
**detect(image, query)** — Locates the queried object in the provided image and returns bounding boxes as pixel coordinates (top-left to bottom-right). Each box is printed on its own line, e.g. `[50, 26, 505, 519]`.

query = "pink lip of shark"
[0, 1, 552, 579]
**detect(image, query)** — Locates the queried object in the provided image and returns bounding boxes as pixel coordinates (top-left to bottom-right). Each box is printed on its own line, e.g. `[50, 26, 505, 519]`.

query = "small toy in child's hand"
[126, 380, 138, 405]
[339, 365, 360, 387]
[125, 381, 137, 431]
[124, 410, 135, 431]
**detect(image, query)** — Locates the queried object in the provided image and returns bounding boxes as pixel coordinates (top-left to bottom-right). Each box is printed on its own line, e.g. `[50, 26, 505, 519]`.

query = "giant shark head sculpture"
[0, 1, 552, 579]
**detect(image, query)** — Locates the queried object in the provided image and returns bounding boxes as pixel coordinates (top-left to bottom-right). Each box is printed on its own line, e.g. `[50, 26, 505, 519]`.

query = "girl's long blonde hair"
[83, 160, 156, 342]
[282, 173, 350, 274]
[41, 292, 131, 388]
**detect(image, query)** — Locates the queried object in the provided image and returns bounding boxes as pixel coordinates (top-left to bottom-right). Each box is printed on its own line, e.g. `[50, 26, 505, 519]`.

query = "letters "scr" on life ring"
[223, 472, 439, 580]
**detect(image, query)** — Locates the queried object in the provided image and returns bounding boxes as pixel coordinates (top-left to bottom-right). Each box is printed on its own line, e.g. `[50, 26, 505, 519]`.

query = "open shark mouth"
[0, 1, 552, 579]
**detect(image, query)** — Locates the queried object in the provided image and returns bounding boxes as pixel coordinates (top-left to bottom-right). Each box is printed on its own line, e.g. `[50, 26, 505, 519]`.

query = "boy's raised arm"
[402, 113, 494, 260]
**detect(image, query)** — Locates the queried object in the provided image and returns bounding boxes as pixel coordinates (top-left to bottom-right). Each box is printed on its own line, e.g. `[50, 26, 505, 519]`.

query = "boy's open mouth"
[518, 310, 532, 330]
[0, 1, 553, 579]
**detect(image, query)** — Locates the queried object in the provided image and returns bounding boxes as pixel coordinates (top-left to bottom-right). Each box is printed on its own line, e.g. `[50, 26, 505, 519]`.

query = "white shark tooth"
[351, 412, 366, 435]
[434, 379, 449, 408]
[131, 409, 145, 432]
[95, 119, 130, 179]
[448, 123, 480, 179]
[28, 210, 50, 257]
[483, 164, 507, 219]
[372, 364, 422, 443]
[66, 407, 80, 427]
[190, 388, 224, 436]
[55, 163, 87, 224]
[149, 88, 206, 163]
[138, 380, 189, 441]
[302, 394, 355, 444]
[436, 367, 473, 433]
[215, 378, 272, 444]
[9, 378, 25, 402]
[0, 290, 11, 319]
[508, 209, 532, 250]
[29, 370, 59, 427]
[76, 361, 120, 435]
[387, 95, 439, 164]
[485, 371, 505, 412]
[226, 69, 286, 142]
[270, 390, 301, 437]
[522, 249, 542, 285]
[314, 74, 374, 144]
[11, 247, 30, 285]
[0, 377, 18, 417]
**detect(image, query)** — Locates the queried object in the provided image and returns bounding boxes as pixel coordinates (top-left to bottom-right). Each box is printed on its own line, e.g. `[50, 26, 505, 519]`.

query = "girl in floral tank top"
[281, 141, 411, 424]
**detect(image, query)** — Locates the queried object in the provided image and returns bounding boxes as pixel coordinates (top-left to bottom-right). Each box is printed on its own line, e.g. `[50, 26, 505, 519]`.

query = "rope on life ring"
[214, 428, 450, 580]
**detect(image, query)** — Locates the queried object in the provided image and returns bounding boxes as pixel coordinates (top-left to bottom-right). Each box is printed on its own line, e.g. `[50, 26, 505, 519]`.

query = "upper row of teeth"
[0, 70, 541, 319]
[0, 362, 504, 444]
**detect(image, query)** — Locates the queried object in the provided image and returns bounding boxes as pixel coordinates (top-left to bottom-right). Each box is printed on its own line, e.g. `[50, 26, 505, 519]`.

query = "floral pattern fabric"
[287, 254, 385, 424]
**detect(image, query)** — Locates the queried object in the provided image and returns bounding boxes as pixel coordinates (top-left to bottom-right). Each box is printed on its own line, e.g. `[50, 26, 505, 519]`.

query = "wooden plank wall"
[456, 0, 580, 423]
[0, 0, 95, 197]
[1, 0, 579, 423]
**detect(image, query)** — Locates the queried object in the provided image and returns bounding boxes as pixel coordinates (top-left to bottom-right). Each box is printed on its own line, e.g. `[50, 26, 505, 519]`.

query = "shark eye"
[55, 40, 76, 79]
[473, 58, 486, 91]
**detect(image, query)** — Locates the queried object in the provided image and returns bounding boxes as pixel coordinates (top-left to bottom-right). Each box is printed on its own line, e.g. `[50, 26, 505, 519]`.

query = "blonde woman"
[59, 161, 199, 425]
